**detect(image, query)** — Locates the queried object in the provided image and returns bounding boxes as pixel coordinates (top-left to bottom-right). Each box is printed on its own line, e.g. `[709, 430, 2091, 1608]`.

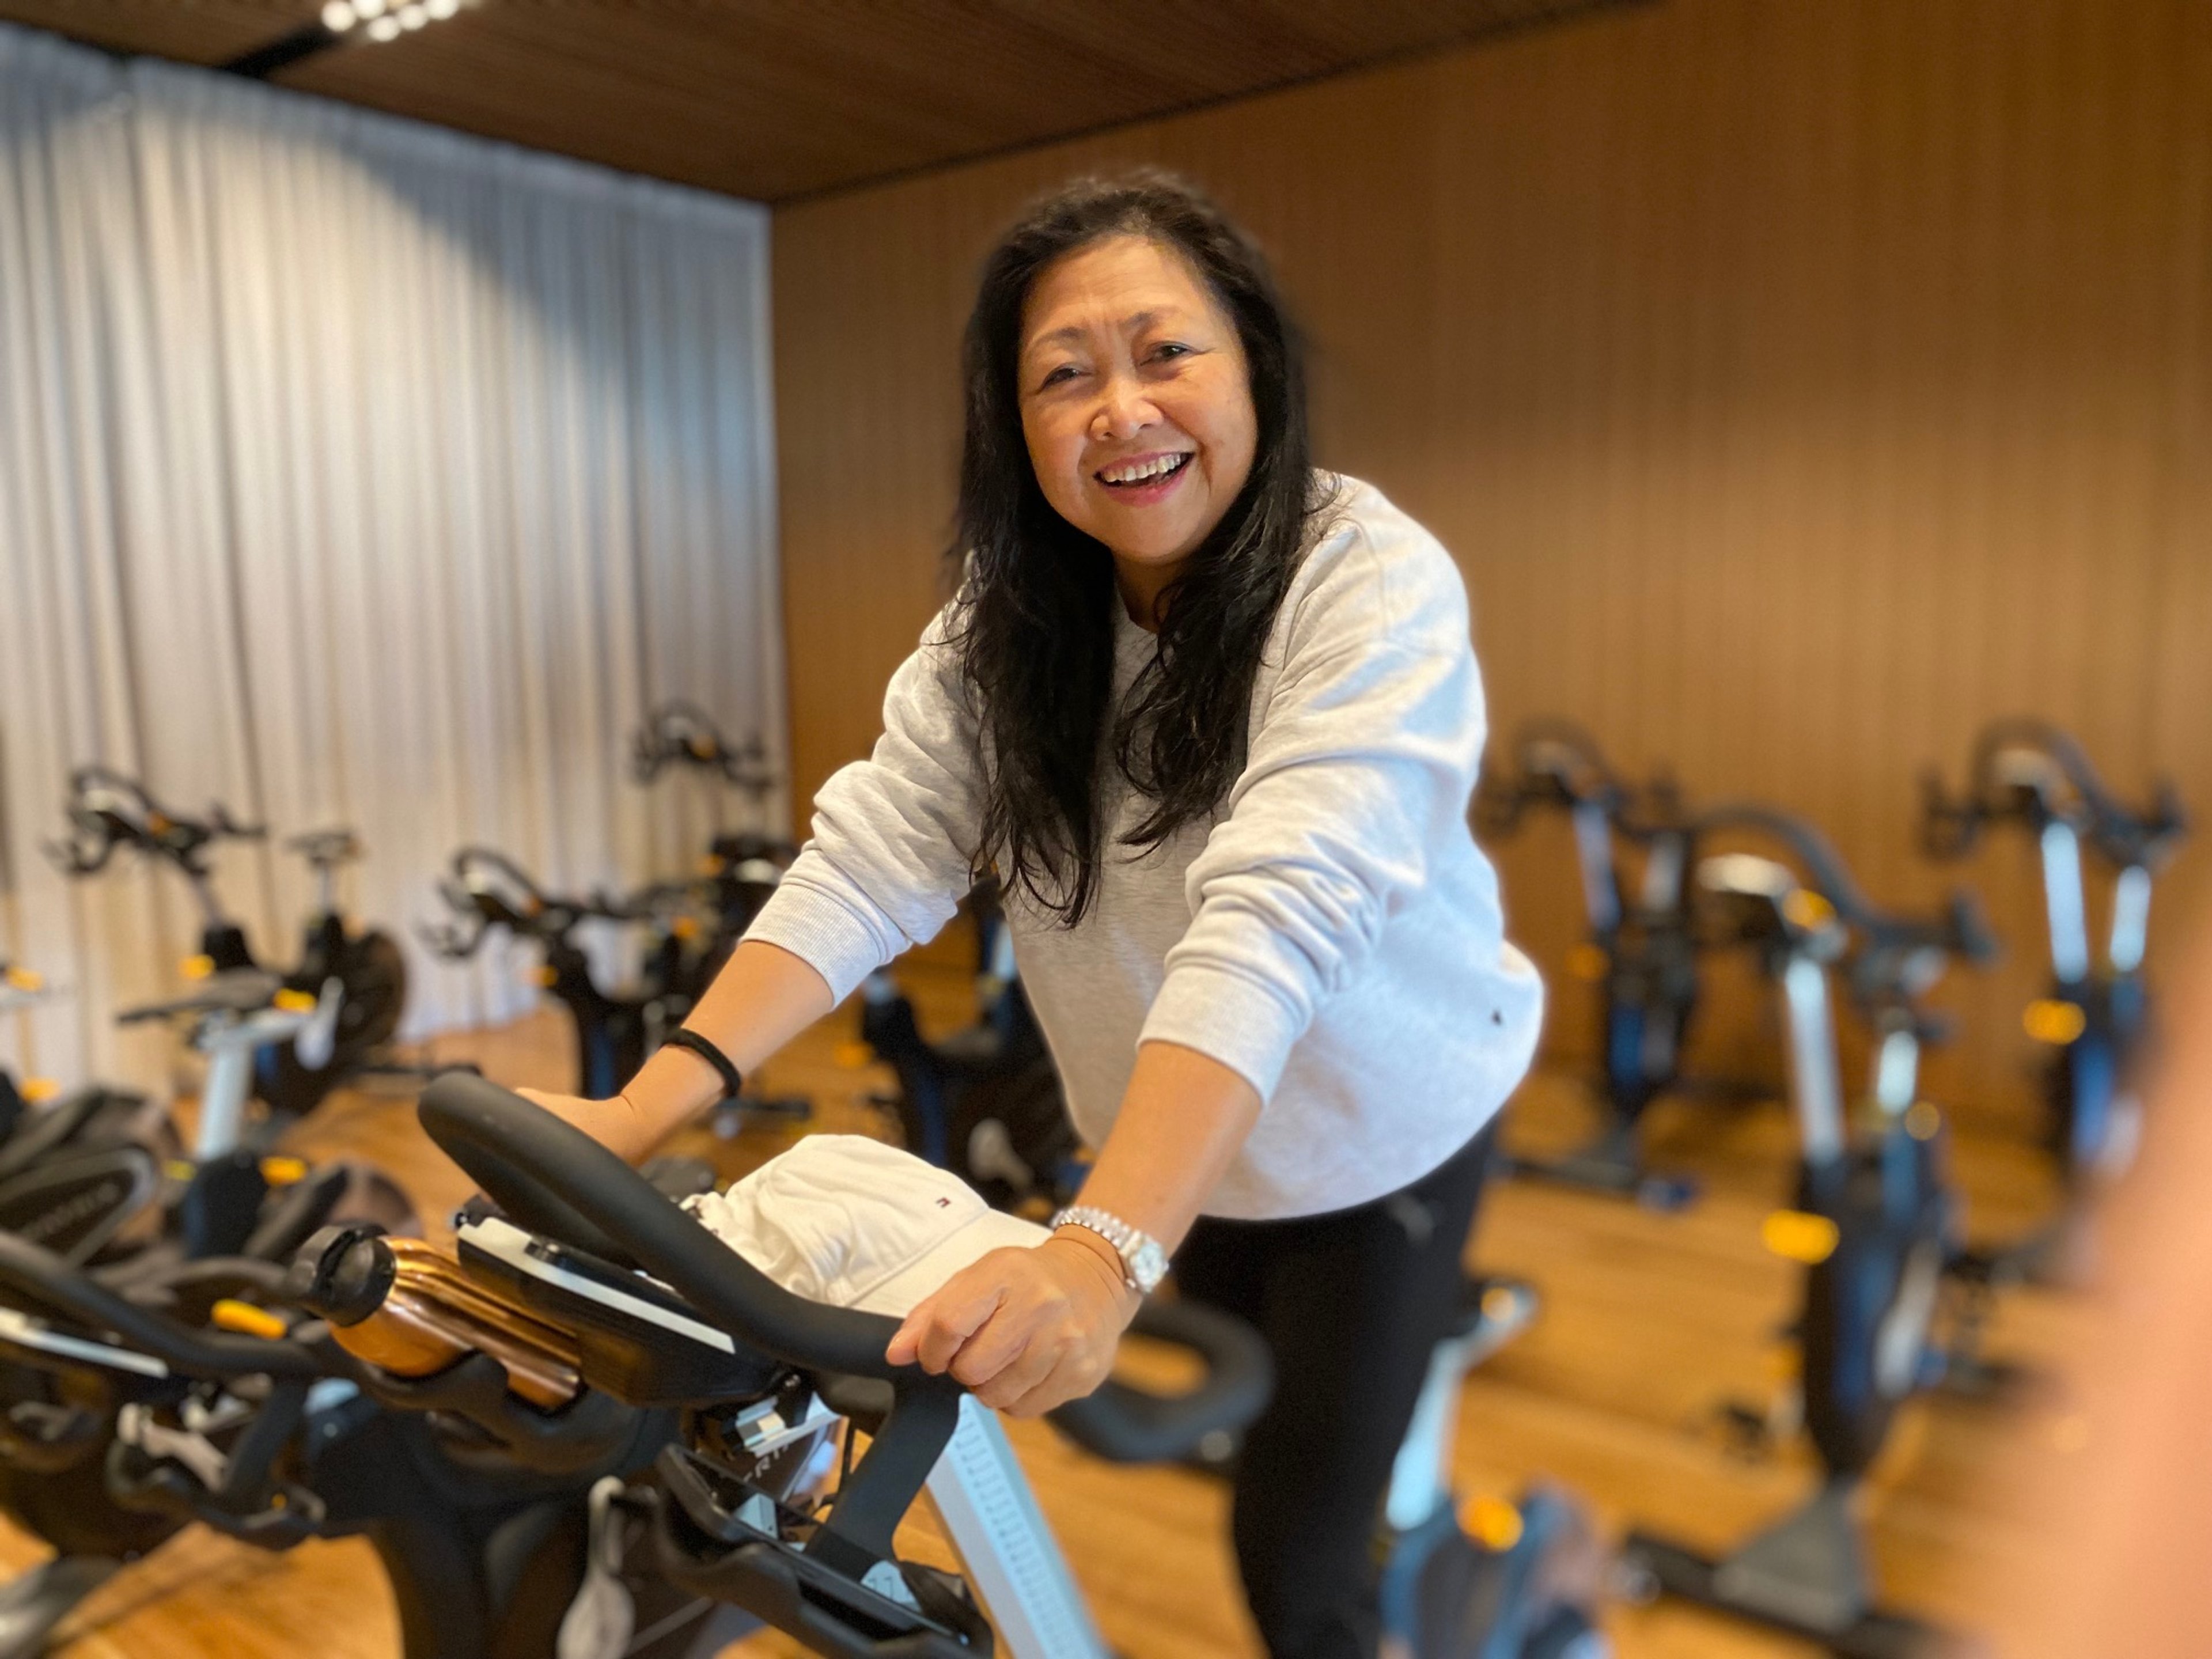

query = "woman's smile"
[1094, 448, 1195, 501]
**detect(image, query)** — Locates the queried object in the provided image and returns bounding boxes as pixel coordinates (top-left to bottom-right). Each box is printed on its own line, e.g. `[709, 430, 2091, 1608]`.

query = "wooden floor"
[0, 960, 2090, 1658]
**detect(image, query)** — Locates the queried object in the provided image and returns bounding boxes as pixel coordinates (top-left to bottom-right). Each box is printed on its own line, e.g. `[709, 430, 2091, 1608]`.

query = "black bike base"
[0, 1555, 121, 1659]
[1622, 1527, 1959, 1659]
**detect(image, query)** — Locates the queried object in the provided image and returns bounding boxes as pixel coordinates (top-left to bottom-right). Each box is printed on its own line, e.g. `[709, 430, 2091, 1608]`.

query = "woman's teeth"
[1099, 453, 1190, 487]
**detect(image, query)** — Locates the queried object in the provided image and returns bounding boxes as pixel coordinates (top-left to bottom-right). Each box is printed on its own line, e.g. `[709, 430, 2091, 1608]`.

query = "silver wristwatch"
[1050, 1206, 1169, 1295]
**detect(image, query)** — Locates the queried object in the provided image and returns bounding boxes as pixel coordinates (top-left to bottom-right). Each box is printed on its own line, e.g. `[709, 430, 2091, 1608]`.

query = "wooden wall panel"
[771, 0, 2212, 1124]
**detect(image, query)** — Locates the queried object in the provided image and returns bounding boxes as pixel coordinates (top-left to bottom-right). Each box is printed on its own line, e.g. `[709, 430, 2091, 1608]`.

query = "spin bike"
[0, 1200, 733, 1659]
[427, 849, 692, 1102]
[630, 699, 798, 958]
[1923, 719, 2187, 1269]
[1623, 807, 1994, 1659]
[1180, 1139, 1608, 1655]
[0, 958, 408, 1256]
[0, 978, 417, 1656]
[1475, 721, 1700, 1209]
[394, 1074, 1604, 1659]
[48, 768, 408, 1123]
[0, 964, 173, 1266]
[427, 848, 803, 1137]
[1376, 1269, 1608, 1659]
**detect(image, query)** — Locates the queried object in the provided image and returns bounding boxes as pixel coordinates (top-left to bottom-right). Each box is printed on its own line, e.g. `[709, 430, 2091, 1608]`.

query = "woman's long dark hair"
[951, 171, 1330, 925]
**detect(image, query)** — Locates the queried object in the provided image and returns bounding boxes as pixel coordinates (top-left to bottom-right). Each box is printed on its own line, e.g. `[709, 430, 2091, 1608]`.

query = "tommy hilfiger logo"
[935, 1197, 952, 1208]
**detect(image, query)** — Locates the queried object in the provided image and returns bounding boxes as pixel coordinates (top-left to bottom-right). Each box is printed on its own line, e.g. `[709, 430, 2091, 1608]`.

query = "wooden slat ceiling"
[0, 0, 1638, 202]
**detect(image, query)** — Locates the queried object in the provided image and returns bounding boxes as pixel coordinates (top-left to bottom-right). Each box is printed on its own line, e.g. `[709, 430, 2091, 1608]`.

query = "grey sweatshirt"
[748, 475, 1543, 1219]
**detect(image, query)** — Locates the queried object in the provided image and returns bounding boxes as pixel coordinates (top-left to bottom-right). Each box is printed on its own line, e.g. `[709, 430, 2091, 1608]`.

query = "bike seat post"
[186, 867, 229, 933]
[194, 1010, 257, 1161]
[2037, 818, 2093, 986]
[1639, 825, 1690, 913]
[1780, 950, 1846, 1169]
[1569, 798, 1623, 937]
[1704, 853, 1848, 1168]
[1870, 1020, 1921, 1122]
[192, 1006, 308, 1160]
[2108, 862, 2153, 975]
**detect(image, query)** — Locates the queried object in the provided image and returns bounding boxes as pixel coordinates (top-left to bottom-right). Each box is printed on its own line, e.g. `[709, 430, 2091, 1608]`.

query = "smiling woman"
[529, 171, 1546, 1659]
[952, 176, 1327, 927]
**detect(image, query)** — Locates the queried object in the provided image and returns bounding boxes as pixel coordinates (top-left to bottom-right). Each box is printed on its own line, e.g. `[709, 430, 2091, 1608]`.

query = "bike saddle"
[117, 969, 287, 1026]
[0, 1556, 123, 1659]
[285, 828, 363, 868]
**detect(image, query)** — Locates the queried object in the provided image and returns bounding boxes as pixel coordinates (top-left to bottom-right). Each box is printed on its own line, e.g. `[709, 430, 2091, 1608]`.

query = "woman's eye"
[1039, 365, 1080, 389]
[1151, 342, 1191, 362]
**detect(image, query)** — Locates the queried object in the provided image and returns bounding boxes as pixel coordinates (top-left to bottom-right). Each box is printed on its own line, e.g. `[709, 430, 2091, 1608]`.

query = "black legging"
[1175, 1122, 1498, 1659]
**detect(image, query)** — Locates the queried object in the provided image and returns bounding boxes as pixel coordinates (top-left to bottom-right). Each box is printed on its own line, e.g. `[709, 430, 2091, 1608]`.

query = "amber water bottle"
[290, 1225, 581, 1409]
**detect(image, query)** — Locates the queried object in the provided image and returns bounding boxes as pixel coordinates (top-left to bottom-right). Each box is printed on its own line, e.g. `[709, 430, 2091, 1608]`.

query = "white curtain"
[0, 23, 784, 1090]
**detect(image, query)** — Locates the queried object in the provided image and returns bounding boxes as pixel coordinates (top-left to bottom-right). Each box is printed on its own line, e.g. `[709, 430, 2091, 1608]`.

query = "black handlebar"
[1923, 718, 2188, 870]
[0, 1233, 320, 1380]
[420, 1072, 914, 1381]
[47, 766, 265, 880]
[1052, 1298, 1274, 1464]
[630, 702, 776, 794]
[424, 849, 698, 961]
[1694, 802, 1997, 967]
[416, 1071, 1274, 1472]
[1474, 719, 1628, 836]
[419, 1071, 966, 1574]
[1474, 718, 1692, 846]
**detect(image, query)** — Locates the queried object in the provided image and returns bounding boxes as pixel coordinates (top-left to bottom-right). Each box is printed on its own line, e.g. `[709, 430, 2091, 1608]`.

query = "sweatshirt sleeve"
[743, 607, 984, 1002]
[1138, 519, 1486, 1100]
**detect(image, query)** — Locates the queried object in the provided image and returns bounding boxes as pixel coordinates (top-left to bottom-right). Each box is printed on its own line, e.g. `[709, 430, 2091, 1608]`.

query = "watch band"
[662, 1028, 743, 1104]
[1050, 1205, 1169, 1295]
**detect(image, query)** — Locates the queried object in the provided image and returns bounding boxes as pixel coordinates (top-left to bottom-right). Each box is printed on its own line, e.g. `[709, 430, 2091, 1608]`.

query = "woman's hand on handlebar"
[506, 941, 836, 1165]
[513, 1088, 669, 1165]
[891, 1037, 1264, 1416]
[886, 1232, 1138, 1416]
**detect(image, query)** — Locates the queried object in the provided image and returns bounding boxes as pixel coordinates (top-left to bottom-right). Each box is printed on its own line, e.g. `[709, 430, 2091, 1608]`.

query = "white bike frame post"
[1781, 951, 1846, 1169]
[192, 1007, 309, 1160]
[925, 1397, 1111, 1659]
[2109, 863, 2152, 976]
[195, 1016, 256, 1160]
[1570, 801, 1622, 937]
[2038, 820, 2092, 986]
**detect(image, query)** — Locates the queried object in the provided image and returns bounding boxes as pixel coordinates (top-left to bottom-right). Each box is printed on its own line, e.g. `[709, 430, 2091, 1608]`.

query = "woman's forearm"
[571, 938, 835, 1162]
[1069, 1039, 1263, 1251]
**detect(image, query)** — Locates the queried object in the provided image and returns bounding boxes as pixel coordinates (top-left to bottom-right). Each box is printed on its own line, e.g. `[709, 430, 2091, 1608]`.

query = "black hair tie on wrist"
[662, 1028, 743, 1103]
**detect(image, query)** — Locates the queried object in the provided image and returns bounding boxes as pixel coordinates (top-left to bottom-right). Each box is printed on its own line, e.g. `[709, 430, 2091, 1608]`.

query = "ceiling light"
[426, 0, 460, 17]
[354, 0, 386, 17]
[397, 3, 427, 26]
[321, 1, 356, 29]
[366, 14, 400, 39]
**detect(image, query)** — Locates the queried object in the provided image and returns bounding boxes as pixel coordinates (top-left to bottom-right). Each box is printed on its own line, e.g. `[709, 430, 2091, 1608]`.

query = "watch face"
[1130, 1238, 1169, 1294]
